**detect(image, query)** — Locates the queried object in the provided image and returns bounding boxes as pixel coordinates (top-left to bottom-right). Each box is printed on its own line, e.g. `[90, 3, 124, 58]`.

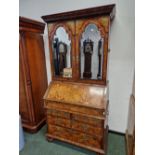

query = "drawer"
[48, 124, 103, 149]
[72, 130, 102, 149]
[73, 132, 102, 149]
[45, 101, 104, 116]
[47, 109, 70, 119]
[71, 120, 103, 137]
[48, 124, 72, 141]
[72, 114, 104, 127]
[47, 115, 70, 128]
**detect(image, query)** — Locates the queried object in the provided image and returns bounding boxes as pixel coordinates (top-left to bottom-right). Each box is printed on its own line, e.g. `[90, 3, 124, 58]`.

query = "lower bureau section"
[47, 125, 107, 155]
[45, 106, 108, 155]
[44, 81, 109, 155]
[48, 124, 103, 149]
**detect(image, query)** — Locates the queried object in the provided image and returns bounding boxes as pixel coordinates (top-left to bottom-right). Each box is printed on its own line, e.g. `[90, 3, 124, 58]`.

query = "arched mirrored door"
[52, 26, 71, 77]
[80, 23, 104, 80]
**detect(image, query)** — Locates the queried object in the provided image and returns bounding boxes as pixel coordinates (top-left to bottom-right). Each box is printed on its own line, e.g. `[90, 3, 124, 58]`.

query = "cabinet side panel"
[19, 49, 30, 123]
[25, 32, 48, 123]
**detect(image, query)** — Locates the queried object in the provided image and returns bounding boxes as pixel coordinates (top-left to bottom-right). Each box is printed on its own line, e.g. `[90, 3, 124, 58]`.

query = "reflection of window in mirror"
[80, 24, 104, 80]
[52, 27, 71, 76]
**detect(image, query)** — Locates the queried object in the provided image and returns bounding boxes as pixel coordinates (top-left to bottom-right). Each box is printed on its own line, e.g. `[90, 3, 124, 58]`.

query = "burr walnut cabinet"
[44, 81, 109, 155]
[19, 17, 48, 133]
[42, 4, 115, 155]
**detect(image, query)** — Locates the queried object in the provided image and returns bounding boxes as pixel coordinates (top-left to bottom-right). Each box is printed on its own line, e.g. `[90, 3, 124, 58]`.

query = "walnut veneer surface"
[44, 81, 107, 109]
[44, 81, 109, 155]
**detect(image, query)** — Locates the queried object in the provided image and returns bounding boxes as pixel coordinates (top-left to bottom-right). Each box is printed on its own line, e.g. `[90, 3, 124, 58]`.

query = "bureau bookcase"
[42, 4, 115, 155]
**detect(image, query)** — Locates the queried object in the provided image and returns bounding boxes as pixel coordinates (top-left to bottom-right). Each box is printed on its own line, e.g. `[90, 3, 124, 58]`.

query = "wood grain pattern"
[44, 81, 108, 155]
[46, 133, 105, 154]
[47, 115, 71, 128]
[20, 16, 45, 33]
[47, 109, 70, 119]
[72, 113, 104, 127]
[48, 124, 102, 149]
[71, 121, 103, 136]
[45, 101, 104, 116]
[19, 17, 48, 133]
[19, 45, 30, 123]
[44, 81, 107, 109]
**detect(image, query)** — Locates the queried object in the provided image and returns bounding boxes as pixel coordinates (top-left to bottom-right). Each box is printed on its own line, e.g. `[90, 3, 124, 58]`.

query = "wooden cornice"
[19, 16, 45, 33]
[41, 4, 116, 23]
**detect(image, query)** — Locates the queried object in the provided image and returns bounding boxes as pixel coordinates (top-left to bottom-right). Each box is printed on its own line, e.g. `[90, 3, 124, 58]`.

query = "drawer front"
[47, 115, 70, 128]
[72, 114, 104, 127]
[45, 101, 104, 116]
[48, 125, 102, 149]
[48, 124, 72, 141]
[47, 109, 70, 119]
[72, 130, 102, 149]
[71, 121, 103, 137]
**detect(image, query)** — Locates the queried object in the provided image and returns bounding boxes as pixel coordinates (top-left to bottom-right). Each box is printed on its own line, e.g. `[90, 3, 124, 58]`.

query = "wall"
[19, 0, 135, 133]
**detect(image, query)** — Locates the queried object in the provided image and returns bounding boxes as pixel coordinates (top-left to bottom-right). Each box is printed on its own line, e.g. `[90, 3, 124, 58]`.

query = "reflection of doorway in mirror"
[80, 24, 104, 79]
[54, 27, 71, 68]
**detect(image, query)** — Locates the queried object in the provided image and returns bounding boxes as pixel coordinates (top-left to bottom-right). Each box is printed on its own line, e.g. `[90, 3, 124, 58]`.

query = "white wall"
[19, 0, 135, 133]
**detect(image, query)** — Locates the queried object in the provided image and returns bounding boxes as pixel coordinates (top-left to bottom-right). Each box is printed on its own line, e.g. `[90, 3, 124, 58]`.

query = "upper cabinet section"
[42, 4, 116, 85]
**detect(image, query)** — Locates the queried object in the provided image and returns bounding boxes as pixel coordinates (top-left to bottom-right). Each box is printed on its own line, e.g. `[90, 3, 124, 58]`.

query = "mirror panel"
[52, 27, 71, 77]
[80, 24, 104, 80]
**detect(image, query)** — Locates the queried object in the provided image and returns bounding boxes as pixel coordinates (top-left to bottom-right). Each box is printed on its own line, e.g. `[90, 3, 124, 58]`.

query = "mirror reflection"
[80, 24, 104, 80]
[52, 27, 71, 76]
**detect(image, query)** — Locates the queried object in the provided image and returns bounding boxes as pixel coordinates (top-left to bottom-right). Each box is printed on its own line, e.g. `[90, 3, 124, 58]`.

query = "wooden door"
[24, 32, 48, 123]
[19, 33, 35, 124]
[19, 49, 30, 123]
